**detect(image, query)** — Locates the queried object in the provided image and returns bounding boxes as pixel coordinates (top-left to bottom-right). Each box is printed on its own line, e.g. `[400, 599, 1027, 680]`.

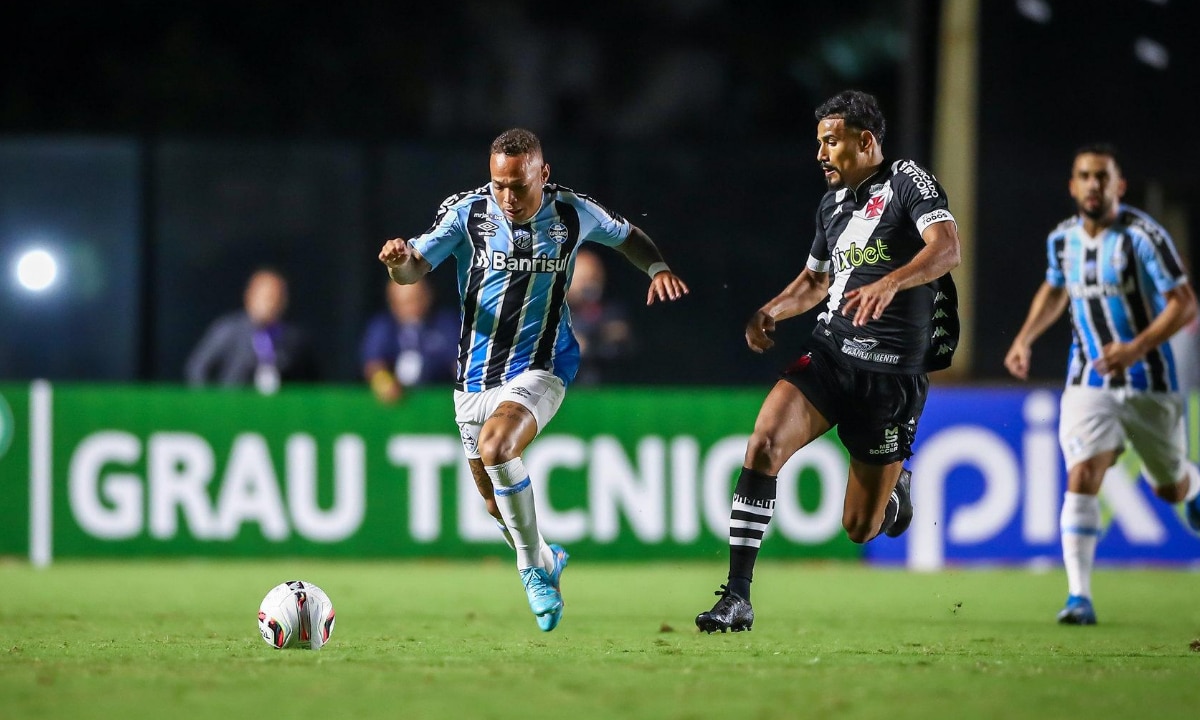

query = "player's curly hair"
[490, 128, 543, 157]
[815, 90, 886, 143]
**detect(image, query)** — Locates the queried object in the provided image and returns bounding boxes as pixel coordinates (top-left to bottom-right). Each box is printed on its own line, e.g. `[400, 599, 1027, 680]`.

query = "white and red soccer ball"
[257, 580, 336, 650]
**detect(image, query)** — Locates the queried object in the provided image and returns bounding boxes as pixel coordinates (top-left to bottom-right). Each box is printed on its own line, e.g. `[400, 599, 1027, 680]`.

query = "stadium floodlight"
[14, 248, 59, 292]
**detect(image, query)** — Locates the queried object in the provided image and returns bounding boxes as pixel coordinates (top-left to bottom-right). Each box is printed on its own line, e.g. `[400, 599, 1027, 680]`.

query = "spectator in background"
[361, 278, 459, 403]
[184, 267, 317, 394]
[1004, 143, 1200, 626]
[566, 248, 634, 385]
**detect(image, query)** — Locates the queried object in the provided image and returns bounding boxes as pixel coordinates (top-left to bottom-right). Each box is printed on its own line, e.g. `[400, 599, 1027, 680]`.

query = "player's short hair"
[1074, 142, 1122, 173]
[815, 90, 887, 143]
[490, 128, 543, 158]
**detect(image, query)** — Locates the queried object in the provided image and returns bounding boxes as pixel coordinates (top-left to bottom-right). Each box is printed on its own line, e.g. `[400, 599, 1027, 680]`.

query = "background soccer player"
[1004, 143, 1200, 625]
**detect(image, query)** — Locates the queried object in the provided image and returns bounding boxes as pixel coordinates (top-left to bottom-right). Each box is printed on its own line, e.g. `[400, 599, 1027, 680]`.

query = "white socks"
[486, 457, 552, 571]
[1060, 491, 1102, 598]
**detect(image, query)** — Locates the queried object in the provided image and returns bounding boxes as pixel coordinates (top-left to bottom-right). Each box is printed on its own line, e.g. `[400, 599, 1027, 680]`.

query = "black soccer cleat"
[695, 584, 754, 633]
[884, 468, 913, 538]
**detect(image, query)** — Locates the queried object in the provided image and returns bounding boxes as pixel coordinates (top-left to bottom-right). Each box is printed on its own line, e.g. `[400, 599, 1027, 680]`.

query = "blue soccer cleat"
[520, 567, 563, 632]
[1056, 595, 1097, 625]
[535, 544, 570, 632]
[547, 544, 569, 589]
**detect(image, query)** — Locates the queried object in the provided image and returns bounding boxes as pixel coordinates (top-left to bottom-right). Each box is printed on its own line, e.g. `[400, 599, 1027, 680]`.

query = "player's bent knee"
[744, 431, 788, 472]
[477, 436, 520, 466]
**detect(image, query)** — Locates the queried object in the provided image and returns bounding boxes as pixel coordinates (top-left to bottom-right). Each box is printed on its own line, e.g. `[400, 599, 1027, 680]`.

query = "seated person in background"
[566, 248, 634, 386]
[361, 277, 459, 403]
[184, 267, 317, 393]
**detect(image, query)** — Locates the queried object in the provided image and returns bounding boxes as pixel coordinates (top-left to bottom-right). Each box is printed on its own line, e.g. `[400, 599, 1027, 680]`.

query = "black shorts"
[780, 343, 929, 465]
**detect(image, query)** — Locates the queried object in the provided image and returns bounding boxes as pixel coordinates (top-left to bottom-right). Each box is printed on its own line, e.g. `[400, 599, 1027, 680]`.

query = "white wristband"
[647, 262, 670, 278]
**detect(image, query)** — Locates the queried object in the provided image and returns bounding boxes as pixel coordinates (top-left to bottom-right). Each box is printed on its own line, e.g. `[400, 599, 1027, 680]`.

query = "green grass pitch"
[4, 559, 1199, 719]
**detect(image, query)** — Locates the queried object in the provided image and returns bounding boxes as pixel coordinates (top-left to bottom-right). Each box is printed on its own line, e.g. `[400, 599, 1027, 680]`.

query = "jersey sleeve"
[409, 195, 469, 269]
[1045, 231, 1066, 287]
[1131, 218, 1188, 293]
[892, 160, 956, 235]
[575, 193, 632, 247]
[807, 202, 831, 272]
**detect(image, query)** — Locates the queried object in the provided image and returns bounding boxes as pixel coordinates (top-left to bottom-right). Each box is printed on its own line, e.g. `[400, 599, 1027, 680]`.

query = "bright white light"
[1016, 0, 1052, 24]
[1134, 37, 1169, 70]
[15, 249, 59, 292]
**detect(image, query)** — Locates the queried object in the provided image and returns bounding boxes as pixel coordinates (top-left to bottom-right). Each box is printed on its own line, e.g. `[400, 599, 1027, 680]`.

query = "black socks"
[727, 467, 777, 601]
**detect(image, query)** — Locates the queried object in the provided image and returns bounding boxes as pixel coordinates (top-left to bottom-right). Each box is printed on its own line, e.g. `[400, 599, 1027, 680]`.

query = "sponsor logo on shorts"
[839, 336, 900, 364]
[507, 386, 533, 400]
[869, 426, 900, 456]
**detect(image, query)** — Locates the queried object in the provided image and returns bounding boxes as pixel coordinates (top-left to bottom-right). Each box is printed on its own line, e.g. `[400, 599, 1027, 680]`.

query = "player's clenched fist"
[378, 237, 412, 267]
[378, 237, 431, 284]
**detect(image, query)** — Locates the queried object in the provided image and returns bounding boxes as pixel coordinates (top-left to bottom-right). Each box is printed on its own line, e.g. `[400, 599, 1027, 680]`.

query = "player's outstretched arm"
[746, 268, 830, 353]
[1003, 282, 1068, 380]
[378, 238, 432, 285]
[613, 226, 690, 305]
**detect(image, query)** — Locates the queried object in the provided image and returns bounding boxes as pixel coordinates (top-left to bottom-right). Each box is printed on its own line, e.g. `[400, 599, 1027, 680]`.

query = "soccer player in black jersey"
[697, 89, 962, 633]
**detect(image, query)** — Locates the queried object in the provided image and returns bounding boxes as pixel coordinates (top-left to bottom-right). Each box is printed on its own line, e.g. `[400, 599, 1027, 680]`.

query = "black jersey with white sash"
[806, 159, 959, 374]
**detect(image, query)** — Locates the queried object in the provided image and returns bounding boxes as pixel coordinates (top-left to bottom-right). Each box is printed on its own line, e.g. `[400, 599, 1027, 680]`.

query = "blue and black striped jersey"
[1046, 204, 1188, 391]
[410, 182, 631, 391]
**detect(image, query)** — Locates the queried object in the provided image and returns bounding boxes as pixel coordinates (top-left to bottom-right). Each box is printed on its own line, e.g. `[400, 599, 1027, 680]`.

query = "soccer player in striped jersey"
[1005, 143, 1200, 626]
[696, 89, 962, 633]
[378, 128, 689, 632]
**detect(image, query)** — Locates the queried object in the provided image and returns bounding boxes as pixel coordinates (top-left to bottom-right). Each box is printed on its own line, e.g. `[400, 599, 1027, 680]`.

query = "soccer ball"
[257, 580, 336, 650]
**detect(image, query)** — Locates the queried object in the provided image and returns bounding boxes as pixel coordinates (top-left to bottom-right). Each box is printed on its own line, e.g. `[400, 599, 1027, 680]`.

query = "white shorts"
[453, 370, 567, 459]
[1058, 385, 1187, 487]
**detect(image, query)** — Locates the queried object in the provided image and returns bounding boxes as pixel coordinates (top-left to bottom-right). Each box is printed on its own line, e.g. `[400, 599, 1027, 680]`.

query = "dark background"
[1, 0, 1195, 386]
